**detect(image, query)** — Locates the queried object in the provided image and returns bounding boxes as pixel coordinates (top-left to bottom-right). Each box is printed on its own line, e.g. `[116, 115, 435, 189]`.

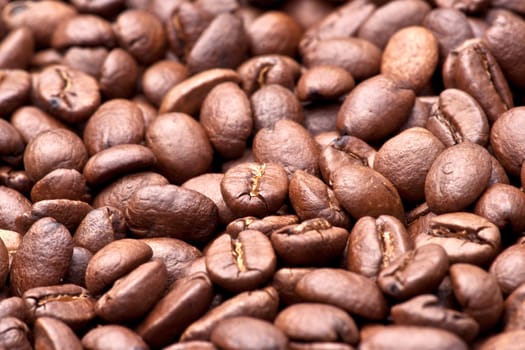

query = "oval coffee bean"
[251, 84, 303, 132]
[247, 11, 302, 57]
[34, 317, 82, 350]
[490, 106, 525, 176]
[141, 60, 188, 107]
[82, 325, 149, 350]
[99, 48, 139, 99]
[0, 316, 31, 350]
[490, 243, 525, 295]
[31, 169, 88, 202]
[503, 283, 525, 331]
[296, 65, 355, 102]
[206, 230, 276, 292]
[0, 186, 30, 232]
[477, 330, 525, 350]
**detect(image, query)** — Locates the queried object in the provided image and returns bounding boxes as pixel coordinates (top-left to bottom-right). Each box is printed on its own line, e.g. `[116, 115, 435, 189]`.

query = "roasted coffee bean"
[10, 218, 73, 296]
[443, 38, 513, 123]
[399, 96, 434, 131]
[359, 326, 468, 350]
[85, 238, 152, 295]
[205, 230, 276, 292]
[210, 316, 288, 350]
[490, 107, 525, 176]
[99, 48, 139, 99]
[247, 11, 302, 56]
[146, 113, 213, 184]
[304, 105, 340, 137]
[69, 0, 124, 17]
[95, 259, 167, 323]
[237, 54, 301, 95]
[62, 47, 108, 79]
[450, 263, 503, 331]
[10, 106, 66, 144]
[336, 75, 415, 142]
[82, 325, 149, 350]
[141, 60, 188, 107]
[23, 284, 96, 329]
[64, 246, 92, 287]
[474, 184, 525, 234]
[0, 70, 31, 118]
[490, 243, 525, 295]
[425, 142, 492, 213]
[435, 0, 489, 12]
[374, 127, 445, 202]
[275, 303, 359, 345]
[181, 286, 279, 341]
[23, 128, 88, 182]
[332, 164, 404, 221]
[164, 341, 217, 350]
[489, 155, 510, 186]
[378, 244, 449, 300]
[19, 199, 92, 233]
[0, 228, 22, 267]
[0, 167, 32, 196]
[32, 65, 100, 124]
[52, 15, 115, 49]
[271, 218, 348, 266]
[426, 89, 489, 147]
[251, 84, 303, 132]
[225, 215, 299, 237]
[0, 238, 8, 289]
[126, 184, 218, 243]
[0, 297, 28, 322]
[288, 171, 350, 227]
[478, 330, 525, 350]
[136, 274, 213, 348]
[503, 282, 525, 331]
[381, 26, 438, 91]
[200, 82, 253, 159]
[0, 316, 31, 350]
[0, 186, 30, 233]
[303, 38, 381, 82]
[347, 215, 412, 280]
[0, 119, 24, 166]
[31, 169, 88, 202]
[34, 317, 82, 350]
[0, 27, 34, 69]
[272, 268, 312, 306]
[296, 268, 388, 320]
[253, 120, 320, 176]
[391, 294, 479, 342]
[221, 162, 288, 218]
[415, 212, 501, 266]
[296, 65, 354, 102]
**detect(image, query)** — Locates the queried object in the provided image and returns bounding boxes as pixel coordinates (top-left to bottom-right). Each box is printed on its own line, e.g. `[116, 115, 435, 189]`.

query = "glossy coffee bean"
[251, 84, 303, 132]
[31, 169, 88, 202]
[206, 230, 276, 292]
[296, 65, 354, 102]
[141, 60, 188, 107]
[51, 14, 115, 49]
[10, 106, 66, 144]
[226, 215, 299, 238]
[64, 246, 92, 287]
[490, 107, 525, 176]
[0, 186, 30, 233]
[0, 70, 31, 119]
[34, 317, 82, 350]
[73, 206, 126, 253]
[99, 48, 139, 99]
[490, 243, 525, 295]
[82, 325, 149, 350]
[0, 27, 34, 69]
[247, 11, 301, 57]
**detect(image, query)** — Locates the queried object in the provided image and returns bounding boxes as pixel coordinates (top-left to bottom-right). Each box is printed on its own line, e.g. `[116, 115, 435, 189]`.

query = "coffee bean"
[415, 212, 501, 266]
[490, 107, 525, 176]
[391, 294, 479, 342]
[51, 15, 115, 49]
[297, 65, 355, 102]
[304, 104, 340, 136]
[0, 70, 31, 118]
[69, 0, 124, 17]
[378, 244, 449, 299]
[141, 60, 188, 107]
[247, 11, 302, 56]
[450, 263, 503, 331]
[210, 316, 288, 350]
[181, 286, 279, 341]
[0, 186, 30, 232]
[0, 297, 28, 322]
[10, 106, 66, 144]
[82, 325, 149, 350]
[99, 48, 139, 99]
[31, 169, 88, 202]
[64, 246, 92, 287]
[0, 119, 24, 167]
[164, 341, 217, 350]
[0, 27, 34, 69]
[490, 243, 525, 295]
[63, 47, 108, 79]
[295, 268, 388, 320]
[20, 198, 92, 233]
[272, 268, 312, 306]
[73, 206, 126, 253]
[226, 215, 299, 237]
[251, 84, 303, 132]
[477, 330, 525, 350]
[0, 316, 31, 350]
[34, 317, 82, 350]
[205, 230, 276, 292]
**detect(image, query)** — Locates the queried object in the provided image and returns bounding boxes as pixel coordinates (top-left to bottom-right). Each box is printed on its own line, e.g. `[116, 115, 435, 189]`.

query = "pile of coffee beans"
[1, 0, 525, 349]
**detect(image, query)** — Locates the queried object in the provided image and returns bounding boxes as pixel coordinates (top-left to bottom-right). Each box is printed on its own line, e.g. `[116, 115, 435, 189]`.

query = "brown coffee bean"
[296, 268, 388, 320]
[210, 316, 288, 350]
[378, 244, 449, 300]
[271, 218, 348, 266]
[24, 284, 96, 329]
[272, 268, 312, 306]
[2, 1, 76, 47]
[0, 27, 34, 69]
[70, 0, 124, 17]
[52, 15, 115, 49]
[490, 243, 525, 295]
[10, 218, 73, 296]
[64, 246, 92, 287]
[32, 65, 100, 124]
[399, 96, 434, 131]
[374, 127, 445, 202]
[415, 212, 501, 266]
[136, 274, 214, 348]
[426, 89, 489, 147]
[0, 238, 7, 289]
[297, 65, 354, 102]
[82, 325, 148, 350]
[160, 68, 240, 116]
[0, 186, 30, 233]
[491, 107, 525, 176]
[141, 60, 188, 107]
[503, 283, 525, 331]
[237, 54, 301, 95]
[34, 317, 82, 350]
[248, 11, 302, 56]
[251, 84, 303, 132]
[443, 38, 513, 123]
[113, 9, 165, 64]
[221, 162, 288, 218]
[85, 238, 152, 295]
[0, 297, 28, 322]
[282, 0, 335, 29]
[347, 215, 412, 280]
[96, 260, 167, 323]
[332, 164, 405, 221]
[336, 75, 415, 142]
[0, 167, 32, 197]
[391, 294, 479, 342]
[381, 26, 438, 91]
[488, 155, 510, 186]
[164, 341, 217, 350]
[436, 0, 489, 12]
[275, 303, 359, 345]
[0, 70, 31, 118]
[450, 263, 503, 331]
[226, 215, 299, 237]
[0, 119, 24, 167]
[425, 142, 492, 214]
[253, 120, 320, 176]
[303, 38, 381, 82]
[31, 49, 63, 69]
[146, 113, 213, 184]
[20, 199, 92, 233]
[477, 330, 525, 350]
[92, 171, 169, 212]
[126, 184, 218, 243]
[31, 169, 87, 203]
[0, 316, 31, 350]
[10, 106, 67, 144]
[474, 184, 525, 235]
[181, 286, 279, 341]
[99, 48, 139, 99]
[62, 47, 108, 79]
[200, 82, 253, 159]
[0, 228, 22, 268]
[206, 230, 276, 292]
[359, 326, 468, 350]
